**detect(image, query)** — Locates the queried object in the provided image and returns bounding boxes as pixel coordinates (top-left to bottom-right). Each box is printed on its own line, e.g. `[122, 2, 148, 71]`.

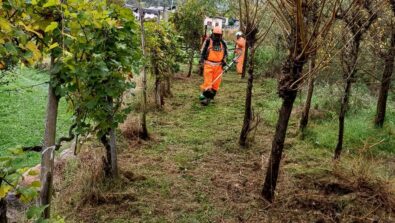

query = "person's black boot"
[199, 94, 210, 106]
[203, 89, 216, 99]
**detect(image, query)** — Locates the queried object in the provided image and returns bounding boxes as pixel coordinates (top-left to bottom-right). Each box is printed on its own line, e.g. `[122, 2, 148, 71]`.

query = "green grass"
[54, 69, 395, 222]
[253, 78, 395, 155]
[0, 67, 72, 168]
[298, 82, 395, 155]
[304, 110, 395, 154]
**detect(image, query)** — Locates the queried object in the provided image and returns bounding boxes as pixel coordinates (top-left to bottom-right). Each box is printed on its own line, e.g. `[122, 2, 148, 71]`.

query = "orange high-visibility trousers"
[200, 63, 223, 91]
[236, 51, 245, 74]
[236, 37, 246, 75]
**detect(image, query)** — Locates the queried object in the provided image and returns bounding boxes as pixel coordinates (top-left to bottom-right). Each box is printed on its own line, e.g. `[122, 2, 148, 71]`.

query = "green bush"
[253, 45, 285, 77]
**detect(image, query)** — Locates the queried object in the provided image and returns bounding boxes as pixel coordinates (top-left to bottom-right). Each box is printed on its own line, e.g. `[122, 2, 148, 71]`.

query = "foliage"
[0, 0, 43, 70]
[0, 0, 141, 215]
[145, 21, 182, 79]
[0, 147, 41, 202]
[171, 0, 208, 52]
[2, 0, 141, 140]
[44, 2, 141, 138]
[26, 205, 66, 223]
[253, 44, 285, 77]
[1, 0, 141, 152]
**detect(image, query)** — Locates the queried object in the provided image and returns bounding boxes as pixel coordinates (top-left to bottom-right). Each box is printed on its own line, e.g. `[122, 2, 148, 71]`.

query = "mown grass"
[55, 68, 394, 222]
[0, 67, 72, 168]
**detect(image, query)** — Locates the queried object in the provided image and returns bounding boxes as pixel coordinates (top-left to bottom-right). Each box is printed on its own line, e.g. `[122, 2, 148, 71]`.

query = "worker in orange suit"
[199, 26, 228, 106]
[235, 31, 246, 75]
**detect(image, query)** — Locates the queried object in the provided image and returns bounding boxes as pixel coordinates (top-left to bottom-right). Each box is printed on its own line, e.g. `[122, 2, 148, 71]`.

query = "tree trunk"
[161, 83, 165, 105]
[154, 75, 163, 109]
[164, 76, 172, 97]
[334, 36, 360, 160]
[239, 40, 255, 147]
[109, 128, 118, 178]
[299, 57, 316, 134]
[40, 57, 59, 219]
[262, 90, 298, 202]
[101, 133, 112, 177]
[100, 131, 118, 177]
[187, 49, 194, 77]
[262, 56, 305, 202]
[0, 199, 7, 223]
[334, 0, 377, 159]
[375, 26, 395, 127]
[241, 41, 249, 79]
[334, 78, 353, 159]
[139, 4, 149, 140]
[101, 97, 118, 178]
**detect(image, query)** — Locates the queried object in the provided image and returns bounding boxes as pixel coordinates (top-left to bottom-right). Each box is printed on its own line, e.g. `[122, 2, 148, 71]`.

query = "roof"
[124, 2, 177, 12]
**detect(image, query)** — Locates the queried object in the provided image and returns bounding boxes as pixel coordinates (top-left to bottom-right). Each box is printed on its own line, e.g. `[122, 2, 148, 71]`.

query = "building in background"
[204, 16, 227, 29]
[204, 16, 240, 30]
[125, 3, 177, 21]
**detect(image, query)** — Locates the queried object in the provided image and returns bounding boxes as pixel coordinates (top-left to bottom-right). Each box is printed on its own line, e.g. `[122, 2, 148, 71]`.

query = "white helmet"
[236, 31, 243, 37]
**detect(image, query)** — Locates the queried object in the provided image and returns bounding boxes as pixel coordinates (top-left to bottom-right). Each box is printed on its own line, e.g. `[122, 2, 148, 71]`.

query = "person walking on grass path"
[199, 26, 228, 106]
[235, 31, 246, 75]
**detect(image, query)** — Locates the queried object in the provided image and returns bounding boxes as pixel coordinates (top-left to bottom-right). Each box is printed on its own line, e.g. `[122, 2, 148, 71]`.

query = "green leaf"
[30, 181, 41, 188]
[4, 43, 18, 55]
[49, 42, 59, 50]
[17, 187, 38, 203]
[43, 0, 58, 7]
[0, 185, 12, 198]
[0, 18, 12, 33]
[44, 22, 58, 33]
[28, 169, 39, 176]
[26, 205, 48, 220]
[25, 41, 42, 63]
[17, 167, 29, 174]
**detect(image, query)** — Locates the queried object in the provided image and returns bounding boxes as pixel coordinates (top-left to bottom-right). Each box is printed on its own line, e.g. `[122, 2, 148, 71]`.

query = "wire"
[0, 81, 49, 93]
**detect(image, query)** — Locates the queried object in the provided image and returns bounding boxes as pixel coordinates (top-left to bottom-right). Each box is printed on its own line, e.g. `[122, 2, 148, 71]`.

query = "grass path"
[124, 74, 273, 222]
[57, 73, 395, 222]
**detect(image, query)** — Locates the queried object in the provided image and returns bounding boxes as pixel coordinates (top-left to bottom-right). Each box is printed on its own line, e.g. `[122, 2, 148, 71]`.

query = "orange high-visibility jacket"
[235, 37, 246, 74]
[201, 38, 228, 63]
